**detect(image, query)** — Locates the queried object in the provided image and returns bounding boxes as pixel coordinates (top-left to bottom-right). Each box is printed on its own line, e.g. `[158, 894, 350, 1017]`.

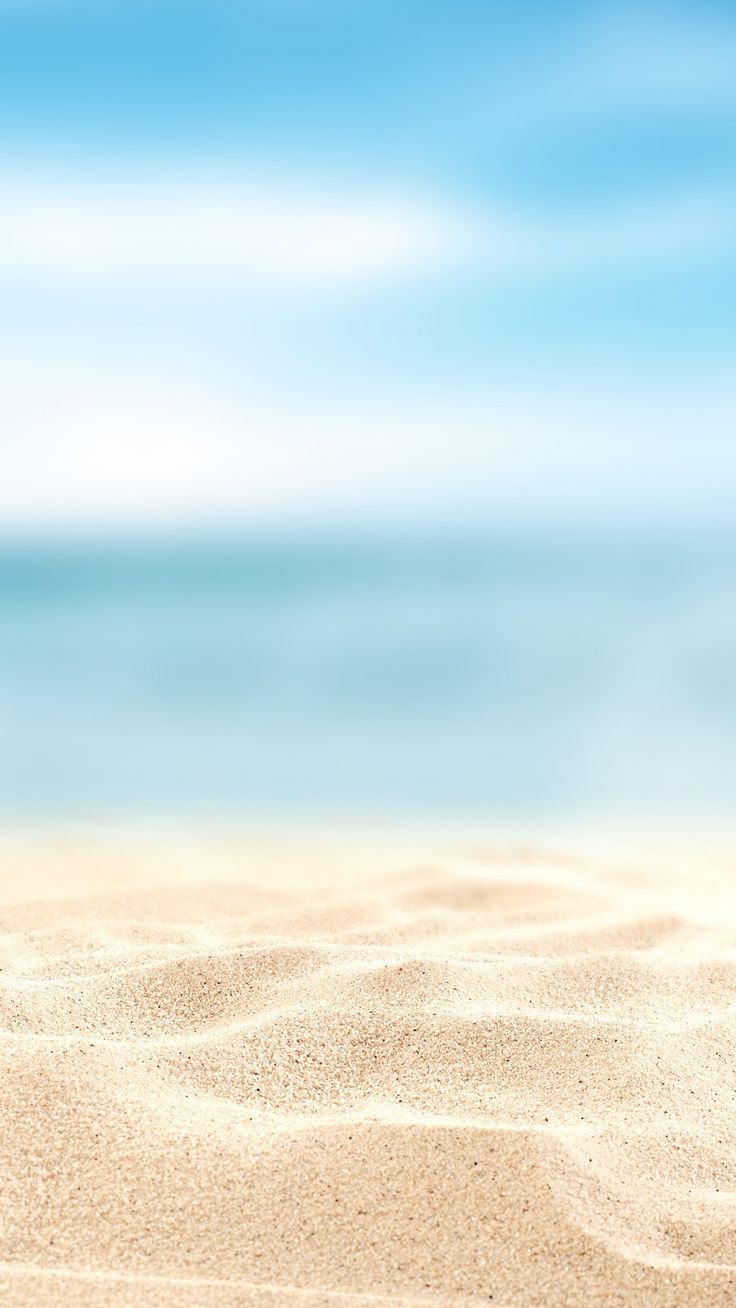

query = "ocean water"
[1, 528, 735, 823]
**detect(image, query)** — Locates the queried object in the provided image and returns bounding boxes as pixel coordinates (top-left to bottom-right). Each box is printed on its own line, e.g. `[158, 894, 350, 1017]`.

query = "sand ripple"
[1, 832, 736, 1306]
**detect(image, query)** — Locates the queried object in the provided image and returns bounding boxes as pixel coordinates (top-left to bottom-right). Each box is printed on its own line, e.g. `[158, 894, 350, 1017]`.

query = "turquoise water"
[2, 529, 735, 821]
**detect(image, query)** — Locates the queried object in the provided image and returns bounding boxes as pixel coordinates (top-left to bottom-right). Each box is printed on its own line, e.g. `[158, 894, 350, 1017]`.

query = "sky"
[1, 0, 735, 533]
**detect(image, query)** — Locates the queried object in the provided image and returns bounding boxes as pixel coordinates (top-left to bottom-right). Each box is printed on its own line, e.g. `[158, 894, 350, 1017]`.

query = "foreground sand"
[1, 828, 736, 1307]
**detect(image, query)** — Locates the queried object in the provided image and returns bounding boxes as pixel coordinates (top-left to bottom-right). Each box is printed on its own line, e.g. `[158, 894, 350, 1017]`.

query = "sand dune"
[2, 831, 736, 1306]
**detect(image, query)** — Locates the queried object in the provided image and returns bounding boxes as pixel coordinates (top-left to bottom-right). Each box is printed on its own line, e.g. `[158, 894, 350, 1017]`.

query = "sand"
[1, 828, 736, 1307]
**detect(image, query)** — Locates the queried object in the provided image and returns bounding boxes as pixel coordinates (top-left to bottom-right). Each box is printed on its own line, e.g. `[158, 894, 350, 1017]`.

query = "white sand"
[1, 828, 736, 1306]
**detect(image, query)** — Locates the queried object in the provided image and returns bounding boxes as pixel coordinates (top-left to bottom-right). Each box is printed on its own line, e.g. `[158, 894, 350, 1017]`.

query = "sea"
[1, 526, 735, 824]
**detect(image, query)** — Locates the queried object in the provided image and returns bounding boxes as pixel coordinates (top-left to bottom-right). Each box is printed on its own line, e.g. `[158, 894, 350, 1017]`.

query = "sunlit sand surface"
[2, 829, 736, 1306]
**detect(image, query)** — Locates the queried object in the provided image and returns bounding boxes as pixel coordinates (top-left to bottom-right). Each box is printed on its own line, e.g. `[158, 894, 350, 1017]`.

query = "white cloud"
[0, 168, 482, 291]
[0, 164, 732, 297]
[1, 346, 734, 533]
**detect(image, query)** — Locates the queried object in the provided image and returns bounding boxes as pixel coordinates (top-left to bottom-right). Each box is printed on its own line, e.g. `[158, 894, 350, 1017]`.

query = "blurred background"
[1, 0, 735, 825]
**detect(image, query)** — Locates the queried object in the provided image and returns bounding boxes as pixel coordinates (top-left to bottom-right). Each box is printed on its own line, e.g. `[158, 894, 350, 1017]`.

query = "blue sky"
[1, 0, 735, 530]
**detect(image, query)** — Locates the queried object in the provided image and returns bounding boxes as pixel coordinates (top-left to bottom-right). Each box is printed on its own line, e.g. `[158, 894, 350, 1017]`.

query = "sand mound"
[1, 830, 736, 1306]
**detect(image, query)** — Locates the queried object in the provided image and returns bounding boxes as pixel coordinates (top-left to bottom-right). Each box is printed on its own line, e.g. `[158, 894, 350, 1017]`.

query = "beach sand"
[1, 828, 736, 1307]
